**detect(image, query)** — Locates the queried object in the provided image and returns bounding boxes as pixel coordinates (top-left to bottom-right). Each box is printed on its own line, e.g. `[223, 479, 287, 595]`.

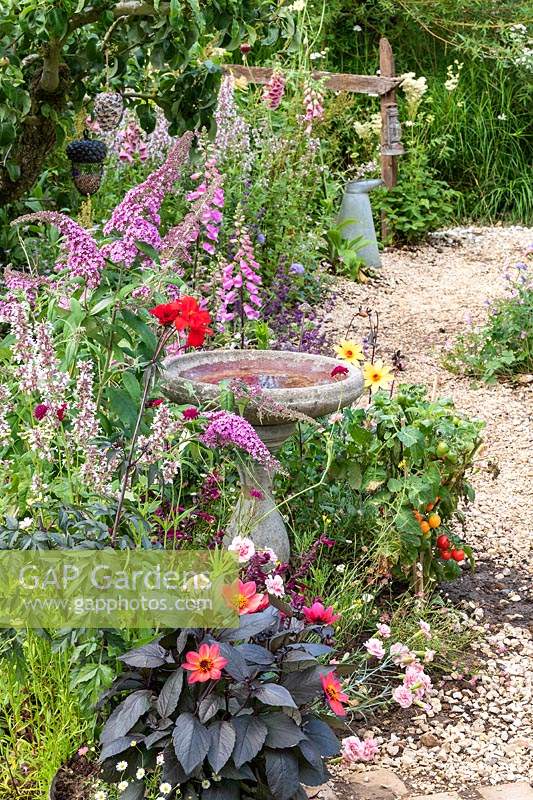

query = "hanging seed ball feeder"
[66, 131, 107, 196]
[93, 91, 124, 132]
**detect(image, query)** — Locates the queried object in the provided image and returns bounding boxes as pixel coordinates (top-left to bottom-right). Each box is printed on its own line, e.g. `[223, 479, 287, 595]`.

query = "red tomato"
[452, 549, 465, 562]
[441, 549, 453, 560]
[436, 534, 450, 550]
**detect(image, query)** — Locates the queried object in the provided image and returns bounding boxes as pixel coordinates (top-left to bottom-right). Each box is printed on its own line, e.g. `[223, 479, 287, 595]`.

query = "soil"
[51, 754, 99, 800]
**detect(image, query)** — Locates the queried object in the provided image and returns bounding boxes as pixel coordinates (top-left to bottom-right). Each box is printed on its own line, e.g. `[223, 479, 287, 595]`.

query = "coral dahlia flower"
[363, 360, 394, 391]
[223, 579, 266, 615]
[334, 340, 364, 363]
[321, 671, 349, 716]
[182, 643, 228, 684]
[302, 601, 341, 625]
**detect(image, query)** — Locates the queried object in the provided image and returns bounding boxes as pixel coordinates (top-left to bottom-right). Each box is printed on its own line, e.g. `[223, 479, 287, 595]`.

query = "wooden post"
[379, 37, 398, 189]
[379, 37, 399, 242]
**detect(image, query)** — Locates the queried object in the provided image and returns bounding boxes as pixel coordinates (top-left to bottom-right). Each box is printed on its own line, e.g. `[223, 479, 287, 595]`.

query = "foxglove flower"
[262, 71, 285, 110]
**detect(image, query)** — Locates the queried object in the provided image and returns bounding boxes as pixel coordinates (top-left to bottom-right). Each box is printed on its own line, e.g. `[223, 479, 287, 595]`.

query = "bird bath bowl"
[162, 350, 364, 561]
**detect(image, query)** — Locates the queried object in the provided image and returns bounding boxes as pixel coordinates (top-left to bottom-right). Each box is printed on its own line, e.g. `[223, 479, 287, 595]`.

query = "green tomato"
[436, 441, 449, 457]
[446, 451, 458, 464]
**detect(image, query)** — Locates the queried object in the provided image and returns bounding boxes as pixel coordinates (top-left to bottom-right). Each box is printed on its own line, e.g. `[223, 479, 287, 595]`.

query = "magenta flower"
[183, 407, 199, 420]
[331, 365, 349, 378]
[34, 403, 49, 421]
[201, 411, 279, 471]
[217, 213, 262, 323]
[262, 72, 285, 110]
[13, 212, 104, 288]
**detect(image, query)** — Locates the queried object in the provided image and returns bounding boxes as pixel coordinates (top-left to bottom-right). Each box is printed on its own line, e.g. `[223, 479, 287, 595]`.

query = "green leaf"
[120, 309, 157, 352]
[121, 371, 141, 402]
[387, 477, 404, 493]
[396, 426, 424, 447]
[108, 388, 139, 429]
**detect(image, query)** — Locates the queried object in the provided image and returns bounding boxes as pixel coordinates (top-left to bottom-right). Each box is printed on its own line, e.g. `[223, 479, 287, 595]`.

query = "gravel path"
[325, 226, 533, 792]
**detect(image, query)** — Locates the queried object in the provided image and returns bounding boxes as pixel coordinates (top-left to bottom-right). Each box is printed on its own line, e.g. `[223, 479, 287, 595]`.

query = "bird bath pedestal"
[162, 350, 364, 562]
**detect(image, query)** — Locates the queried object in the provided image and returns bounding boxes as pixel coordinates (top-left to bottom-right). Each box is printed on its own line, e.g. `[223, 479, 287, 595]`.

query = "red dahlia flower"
[321, 671, 349, 716]
[150, 296, 212, 347]
[149, 301, 180, 325]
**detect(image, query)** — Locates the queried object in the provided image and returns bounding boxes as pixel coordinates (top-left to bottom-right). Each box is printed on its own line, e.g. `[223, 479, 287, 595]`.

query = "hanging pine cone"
[66, 132, 107, 164]
[93, 92, 124, 132]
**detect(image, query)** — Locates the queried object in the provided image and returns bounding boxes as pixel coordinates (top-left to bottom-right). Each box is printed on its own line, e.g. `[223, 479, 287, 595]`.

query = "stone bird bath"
[162, 350, 364, 562]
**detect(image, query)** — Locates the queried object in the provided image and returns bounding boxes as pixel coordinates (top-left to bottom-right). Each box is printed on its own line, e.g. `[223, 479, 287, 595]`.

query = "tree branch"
[69, 1, 169, 32]
[39, 39, 62, 93]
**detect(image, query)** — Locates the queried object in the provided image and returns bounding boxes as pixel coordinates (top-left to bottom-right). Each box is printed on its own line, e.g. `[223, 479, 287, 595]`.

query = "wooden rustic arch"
[223, 38, 404, 189]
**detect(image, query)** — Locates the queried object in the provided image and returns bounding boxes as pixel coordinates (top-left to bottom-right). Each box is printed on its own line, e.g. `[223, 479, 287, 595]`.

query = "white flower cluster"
[444, 60, 463, 92]
[354, 112, 382, 141]
[503, 23, 533, 72]
[400, 72, 428, 119]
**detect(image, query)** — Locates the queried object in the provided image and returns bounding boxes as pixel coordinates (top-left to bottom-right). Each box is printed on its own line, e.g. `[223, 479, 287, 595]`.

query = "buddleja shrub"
[99, 606, 342, 800]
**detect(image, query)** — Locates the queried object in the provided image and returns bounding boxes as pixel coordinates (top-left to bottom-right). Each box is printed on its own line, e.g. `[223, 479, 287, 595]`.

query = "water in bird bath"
[179, 356, 347, 390]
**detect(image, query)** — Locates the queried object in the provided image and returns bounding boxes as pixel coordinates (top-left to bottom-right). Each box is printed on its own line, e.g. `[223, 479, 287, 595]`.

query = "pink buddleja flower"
[228, 535, 256, 563]
[217, 213, 262, 323]
[377, 623, 391, 638]
[364, 637, 386, 659]
[102, 131, 194, 266]
[201, 411, 280, 471]
[302, 81, 324, 133]
[4, 269, 46, 307]
[262, 71, 285, 110]
[12, 212, 104, 288]
[392, 685, 414, 708]
[341, 735, 379, 763]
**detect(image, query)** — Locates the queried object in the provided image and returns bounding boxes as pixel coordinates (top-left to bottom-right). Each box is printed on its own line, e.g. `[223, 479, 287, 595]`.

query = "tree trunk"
[0, 61, 69, 208]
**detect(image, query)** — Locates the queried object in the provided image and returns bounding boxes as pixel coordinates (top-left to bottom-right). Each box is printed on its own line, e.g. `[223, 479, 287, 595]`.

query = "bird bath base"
[226, 422, 295, 563]
[162, 350, 364, 562]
